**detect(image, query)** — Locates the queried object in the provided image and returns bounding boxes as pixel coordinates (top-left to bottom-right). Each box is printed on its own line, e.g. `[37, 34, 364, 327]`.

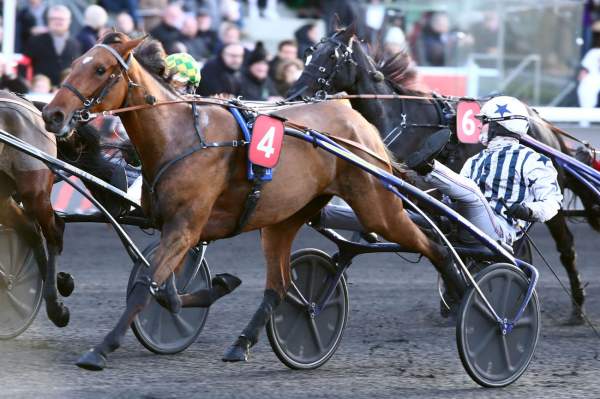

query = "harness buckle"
[400, 113, 407, 129]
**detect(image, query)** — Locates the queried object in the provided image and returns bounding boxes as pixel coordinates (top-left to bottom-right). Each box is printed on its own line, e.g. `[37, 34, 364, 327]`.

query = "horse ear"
[118, 36, 146, 55]
[331, 14, 342, 31]
[345, 22, 357, 38]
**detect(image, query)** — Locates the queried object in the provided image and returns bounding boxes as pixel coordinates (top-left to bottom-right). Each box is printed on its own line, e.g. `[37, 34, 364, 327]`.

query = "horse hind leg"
[545, 214, 585, 324]
[222, 198, 327, 362]
[343, 187, 467, 303]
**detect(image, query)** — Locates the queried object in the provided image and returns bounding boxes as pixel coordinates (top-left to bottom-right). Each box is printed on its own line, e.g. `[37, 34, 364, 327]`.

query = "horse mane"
[372, 47, 424, 95]
[101, 32, 177, 95]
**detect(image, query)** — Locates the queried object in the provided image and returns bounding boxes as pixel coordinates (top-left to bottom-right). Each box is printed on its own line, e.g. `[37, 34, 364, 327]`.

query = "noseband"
[61, 44, 136, 122]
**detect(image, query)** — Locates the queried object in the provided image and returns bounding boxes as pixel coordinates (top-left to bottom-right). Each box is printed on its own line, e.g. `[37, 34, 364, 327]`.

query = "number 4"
[257, 127, 276, 158]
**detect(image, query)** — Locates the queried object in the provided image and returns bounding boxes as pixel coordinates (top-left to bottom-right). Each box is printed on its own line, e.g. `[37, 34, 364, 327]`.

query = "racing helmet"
[476, 96, 529, 145]
[165, 53, 201, 88]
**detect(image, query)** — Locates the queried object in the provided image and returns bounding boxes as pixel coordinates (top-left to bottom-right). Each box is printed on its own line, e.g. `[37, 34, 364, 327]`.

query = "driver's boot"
[405, 128, 451, 175]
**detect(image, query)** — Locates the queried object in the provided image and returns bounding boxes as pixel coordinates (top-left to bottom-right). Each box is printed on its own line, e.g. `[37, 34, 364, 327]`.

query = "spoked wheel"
[457, 263, 540, 388]
[266, 249, 349, 369]
[128, 241, 211, 354]
[0, 227, 43, 339]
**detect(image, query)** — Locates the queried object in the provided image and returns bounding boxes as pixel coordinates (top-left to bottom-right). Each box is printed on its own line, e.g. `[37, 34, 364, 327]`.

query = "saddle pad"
[249, 115, 284, 169]
[457, 101, 482, 144]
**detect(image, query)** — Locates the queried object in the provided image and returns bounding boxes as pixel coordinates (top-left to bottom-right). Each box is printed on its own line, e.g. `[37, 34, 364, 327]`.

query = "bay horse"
[42, 32, 467, 370]
[289, 26, 598, 324]
[0, 91, 71, 329]
[0, 91, 140, 330]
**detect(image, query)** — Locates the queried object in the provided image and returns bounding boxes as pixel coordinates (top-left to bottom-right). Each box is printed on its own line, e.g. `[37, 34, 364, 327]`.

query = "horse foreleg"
[75, 215, 200, 371]
[221, 200, 324, 362]
[16, 171, 69, 328]
[545, 214, 585, 324]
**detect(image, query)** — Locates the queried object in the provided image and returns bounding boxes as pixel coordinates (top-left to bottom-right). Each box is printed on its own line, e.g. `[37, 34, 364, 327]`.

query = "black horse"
[289, 26, 600, 324]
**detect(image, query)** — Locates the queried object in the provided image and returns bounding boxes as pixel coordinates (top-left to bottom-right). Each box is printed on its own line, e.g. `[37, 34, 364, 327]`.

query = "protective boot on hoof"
[153, 274, 182, 314]
[76, 348, 107, 371]
[57, 272, 75, 297]
[222, 335, 252, 362]
[437, 255, 467, 321]
[212, 273, 242, 294]
[47, 302, 70, 328]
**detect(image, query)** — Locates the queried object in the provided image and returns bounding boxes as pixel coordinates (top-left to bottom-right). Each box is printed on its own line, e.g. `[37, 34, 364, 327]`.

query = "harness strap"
[232, 172, 266, 235]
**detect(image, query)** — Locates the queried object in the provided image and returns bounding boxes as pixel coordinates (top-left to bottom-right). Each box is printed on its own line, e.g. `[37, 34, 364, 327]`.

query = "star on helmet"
[495, 104, 510, 117]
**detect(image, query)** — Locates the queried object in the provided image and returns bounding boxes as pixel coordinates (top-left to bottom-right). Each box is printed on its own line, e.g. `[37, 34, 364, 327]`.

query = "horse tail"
[550, 124, 600, 232]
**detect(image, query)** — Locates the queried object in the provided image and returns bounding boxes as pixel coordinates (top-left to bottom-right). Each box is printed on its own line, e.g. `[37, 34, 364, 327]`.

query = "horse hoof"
[48, 303, 70, 328]
[76, 349, 106, 371]
[222, 337, 251, 362]
[565, 312, 585, 326]
[212, 273, 242, 294]
[57, 272, 75, 297]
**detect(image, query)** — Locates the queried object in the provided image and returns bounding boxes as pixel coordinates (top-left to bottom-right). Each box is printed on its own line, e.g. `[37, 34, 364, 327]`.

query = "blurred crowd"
[0, 0, 503, 102]
[0, 0, 596, 108]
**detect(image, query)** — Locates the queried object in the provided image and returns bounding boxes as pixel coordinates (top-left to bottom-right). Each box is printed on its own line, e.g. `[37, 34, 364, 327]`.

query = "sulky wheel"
[266, 248, 349, 370]
[456, 263, 540, 388]
[0, 227, 43, 339]
[128, 241, 211, 355]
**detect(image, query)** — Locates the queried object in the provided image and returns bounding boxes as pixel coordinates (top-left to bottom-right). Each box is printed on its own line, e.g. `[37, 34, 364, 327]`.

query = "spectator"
[218, 22, 241, 48]
[240, 42, 277, 101]
[77, 5, 109, 53]
[414, 12, 472, 66]
[196, 8, 219, 58]
[248, 0, 279, 19]
[383, 26, 407, 58]
[0, 59, 29, 94]
[294, 23, 318, 59]
[276, 58, 304, 97]
[180, 15, 209, 61]
[99, 0, 140, 27]
[116, 12, 137, 36]
[470, 11, 500, 55]
[24, 5, 81, 86]
[220, 0, 242, 25]
[16, 0, 48, 52]
[197, 42, 244, 96]
[30, 74, 52, 94]
[578, 23, 600, 111]
[150, 4, 185, 54]
[269, 39, 298, 81]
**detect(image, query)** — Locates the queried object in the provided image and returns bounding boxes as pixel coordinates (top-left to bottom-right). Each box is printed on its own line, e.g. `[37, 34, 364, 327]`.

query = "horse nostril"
[51, 111, 65, 125]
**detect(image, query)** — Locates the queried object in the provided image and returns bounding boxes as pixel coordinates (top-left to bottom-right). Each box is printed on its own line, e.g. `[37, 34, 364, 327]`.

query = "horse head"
[43, 32, 144, 136]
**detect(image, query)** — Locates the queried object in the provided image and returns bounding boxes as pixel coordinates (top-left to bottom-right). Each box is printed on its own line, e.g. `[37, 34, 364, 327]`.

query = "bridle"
[288, 33, 358, 101]
[61, 44, 148, 123]
[296, 32, 454, 146]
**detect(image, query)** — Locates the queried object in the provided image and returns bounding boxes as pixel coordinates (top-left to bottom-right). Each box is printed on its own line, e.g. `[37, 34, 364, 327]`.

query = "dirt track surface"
[1, 222, 599, 399]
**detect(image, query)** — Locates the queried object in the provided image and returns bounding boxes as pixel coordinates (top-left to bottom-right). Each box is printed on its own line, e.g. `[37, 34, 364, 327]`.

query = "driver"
[165, 52, 201, 94]
[405, 96, 563, 245]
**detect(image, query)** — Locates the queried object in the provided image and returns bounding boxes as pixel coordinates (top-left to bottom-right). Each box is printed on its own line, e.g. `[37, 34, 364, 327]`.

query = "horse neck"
[347, 75, 404, 139]
[117, 59, 184, 178]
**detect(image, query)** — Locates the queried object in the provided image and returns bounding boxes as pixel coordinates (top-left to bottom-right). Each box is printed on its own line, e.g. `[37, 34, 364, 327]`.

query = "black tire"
[128, 241, 211, 355]
[456, 263, 540, 388]
[513, 237, 532, 264]
[266, 249, 349, 369]
[0, 227, 43, 339]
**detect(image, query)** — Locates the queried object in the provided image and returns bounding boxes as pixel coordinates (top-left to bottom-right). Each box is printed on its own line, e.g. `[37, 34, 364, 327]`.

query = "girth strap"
[232, 167, 267, 236]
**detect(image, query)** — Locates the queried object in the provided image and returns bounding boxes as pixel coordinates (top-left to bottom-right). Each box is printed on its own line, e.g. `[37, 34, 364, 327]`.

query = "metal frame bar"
[284, 126, 538, 329]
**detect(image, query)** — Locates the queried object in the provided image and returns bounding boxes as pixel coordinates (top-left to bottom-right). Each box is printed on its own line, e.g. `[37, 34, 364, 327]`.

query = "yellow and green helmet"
[165, 53, 201, 87]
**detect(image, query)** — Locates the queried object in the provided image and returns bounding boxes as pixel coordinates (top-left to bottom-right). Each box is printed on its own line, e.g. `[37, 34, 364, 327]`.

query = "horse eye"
[330, 53, 336, 59]
[96, 66, 106, 76]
